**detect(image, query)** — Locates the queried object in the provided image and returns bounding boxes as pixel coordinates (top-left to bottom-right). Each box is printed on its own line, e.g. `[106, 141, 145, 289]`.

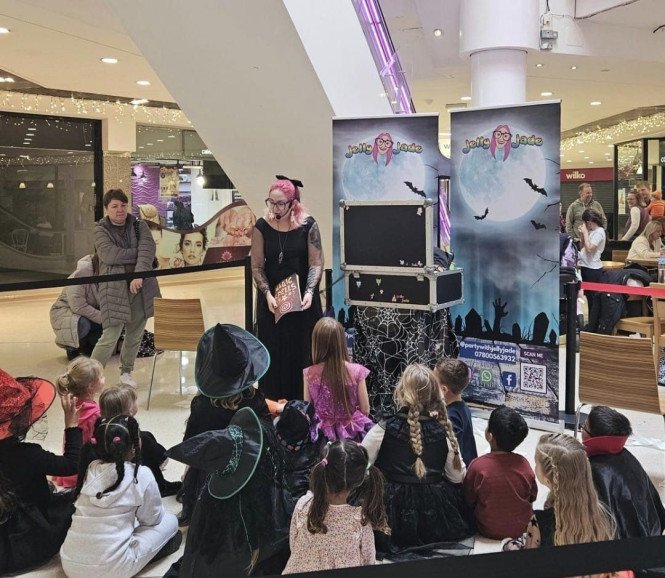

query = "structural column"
[460, 0, 540, 107]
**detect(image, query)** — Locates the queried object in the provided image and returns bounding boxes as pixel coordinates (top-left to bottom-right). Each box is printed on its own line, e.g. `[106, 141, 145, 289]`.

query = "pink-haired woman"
[372, 132, 394, 166]
[489, 124, 512, 161]
[251, 176, 324, 400]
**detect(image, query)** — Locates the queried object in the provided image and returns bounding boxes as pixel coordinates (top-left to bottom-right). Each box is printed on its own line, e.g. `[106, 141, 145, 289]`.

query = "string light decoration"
[561, 111, 665, 151]
[0, 90, 189, 127]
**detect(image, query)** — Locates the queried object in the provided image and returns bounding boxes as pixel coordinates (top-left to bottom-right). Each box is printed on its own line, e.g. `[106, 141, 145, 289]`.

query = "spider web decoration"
[353, 307, 458, 419]
[27, 414, 48, 441]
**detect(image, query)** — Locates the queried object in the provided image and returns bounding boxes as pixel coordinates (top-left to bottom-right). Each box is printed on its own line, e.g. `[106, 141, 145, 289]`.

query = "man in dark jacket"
[582, 406, 665, 539]
[90, 189, 160, 388]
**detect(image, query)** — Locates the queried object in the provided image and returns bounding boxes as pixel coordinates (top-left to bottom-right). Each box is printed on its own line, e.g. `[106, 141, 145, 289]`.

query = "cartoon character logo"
[372, 132, 394, 166]
[489, 124, 512, 161]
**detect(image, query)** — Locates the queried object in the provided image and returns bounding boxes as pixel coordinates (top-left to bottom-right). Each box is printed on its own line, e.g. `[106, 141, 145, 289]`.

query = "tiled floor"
[1, 270, 663, 576]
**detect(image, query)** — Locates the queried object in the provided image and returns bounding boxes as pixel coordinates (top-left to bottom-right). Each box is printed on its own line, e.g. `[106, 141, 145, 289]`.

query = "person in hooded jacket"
[60, 415, 180, 578]
[582, 406, 665, 539]
[49, 254, 103, 360]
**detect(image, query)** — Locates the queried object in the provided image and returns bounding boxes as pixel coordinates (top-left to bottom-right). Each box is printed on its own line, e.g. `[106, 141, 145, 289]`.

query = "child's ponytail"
[307, 460, 330, 534]
[55, 357, 103, 398]
[358, 464, 390, 534]
[436, 401, 463, 471]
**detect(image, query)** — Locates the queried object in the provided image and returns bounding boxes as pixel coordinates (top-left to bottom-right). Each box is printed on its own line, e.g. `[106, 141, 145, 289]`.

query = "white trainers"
[119, 372, 137, 388]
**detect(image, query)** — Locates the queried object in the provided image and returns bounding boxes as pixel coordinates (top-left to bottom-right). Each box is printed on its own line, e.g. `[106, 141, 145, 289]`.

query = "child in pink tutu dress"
[304, 318, 373, 441]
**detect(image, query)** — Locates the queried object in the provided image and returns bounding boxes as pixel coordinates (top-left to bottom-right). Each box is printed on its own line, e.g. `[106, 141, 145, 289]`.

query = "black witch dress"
[254, 217, 322, 400]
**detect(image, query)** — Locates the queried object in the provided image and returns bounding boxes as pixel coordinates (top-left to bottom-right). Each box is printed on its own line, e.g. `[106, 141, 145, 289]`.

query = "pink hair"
[265, 179, 310, 227]
[489, 124, 511, 161]
[372, 132, 393, 166]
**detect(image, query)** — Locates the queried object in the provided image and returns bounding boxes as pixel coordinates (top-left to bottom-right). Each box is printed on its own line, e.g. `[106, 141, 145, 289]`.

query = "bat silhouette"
[530, 220, 547, 230]
[404, 181, 426, 198]
[474, 207, 489, 220]
[524, 178, 547, 196]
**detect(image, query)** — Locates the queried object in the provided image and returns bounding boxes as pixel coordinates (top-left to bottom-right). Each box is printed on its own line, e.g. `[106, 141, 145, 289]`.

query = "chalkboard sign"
[340, 200, 434, 271]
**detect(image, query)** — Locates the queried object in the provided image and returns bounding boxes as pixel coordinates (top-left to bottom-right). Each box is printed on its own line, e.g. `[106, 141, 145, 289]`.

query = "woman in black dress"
[251, 176, 323, 400]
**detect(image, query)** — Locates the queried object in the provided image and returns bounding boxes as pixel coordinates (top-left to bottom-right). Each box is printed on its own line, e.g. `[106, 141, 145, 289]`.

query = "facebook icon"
[501, 371, 517, 390]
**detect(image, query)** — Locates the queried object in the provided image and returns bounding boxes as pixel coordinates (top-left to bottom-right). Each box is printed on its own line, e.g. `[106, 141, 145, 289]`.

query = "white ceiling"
[381, 0, 665, 167]
[1, 0, 665, 169]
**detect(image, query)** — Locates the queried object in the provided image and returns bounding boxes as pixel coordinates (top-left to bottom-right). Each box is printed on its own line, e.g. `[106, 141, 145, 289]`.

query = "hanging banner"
[159, 165, 179, 199]
[450, 102, 561, 425]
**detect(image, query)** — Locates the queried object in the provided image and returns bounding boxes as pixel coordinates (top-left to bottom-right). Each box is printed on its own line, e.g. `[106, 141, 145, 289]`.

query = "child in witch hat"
[177, 323, 273, 525]
[165, 406, 295, 577]
[0, 368, 82, 574]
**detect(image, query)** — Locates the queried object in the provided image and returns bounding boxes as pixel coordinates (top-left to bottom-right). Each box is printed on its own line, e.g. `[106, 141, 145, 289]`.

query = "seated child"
[582, 406, 665, 538]
[435, 358, 478, 467]
[275, 400, 326, 499]
[283, 440, 389, 574]
[165, 407, 295, 577]
[304, 317, 373, 442]
[99, 384, 181, 497]
[0, 369, 81, 574]
[463, 406, 537, 539]
[53, 357, 104, 489]
[505, 433, 615, 550]
[362, 364, 472, 550]
[178, 323, 272, 525]
[647, 190, 665, 218]
[60, 415, 181, 578]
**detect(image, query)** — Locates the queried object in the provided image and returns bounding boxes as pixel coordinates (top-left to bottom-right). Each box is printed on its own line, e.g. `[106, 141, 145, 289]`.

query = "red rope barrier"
[580, 282, 665, 297]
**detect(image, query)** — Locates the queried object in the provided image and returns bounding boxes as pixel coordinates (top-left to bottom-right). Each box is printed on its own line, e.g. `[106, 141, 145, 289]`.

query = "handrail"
[0, 204, 66, 234]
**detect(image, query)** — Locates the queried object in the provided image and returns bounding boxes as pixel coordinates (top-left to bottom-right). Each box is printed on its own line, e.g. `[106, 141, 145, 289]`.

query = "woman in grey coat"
[49, 254, 103, 360]
[90, 189, 160, 388]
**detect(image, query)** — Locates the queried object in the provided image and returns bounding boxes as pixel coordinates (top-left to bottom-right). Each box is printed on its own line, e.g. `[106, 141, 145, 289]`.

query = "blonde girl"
[53, 357, 104, 488]
[304, 317, 373, 441]
[507, 433, 615, 550]
[362, 364, 472, 550]
[283, 440, 388, 573]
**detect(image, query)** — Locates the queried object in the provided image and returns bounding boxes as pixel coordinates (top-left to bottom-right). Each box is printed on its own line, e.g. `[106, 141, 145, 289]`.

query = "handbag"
[133, 220, 159, 269]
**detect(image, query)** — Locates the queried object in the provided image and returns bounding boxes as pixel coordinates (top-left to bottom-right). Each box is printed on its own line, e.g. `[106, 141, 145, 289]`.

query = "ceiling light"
[0, 27, 10, 34]
[570, 65, 577, 70]
[136, 80, 151, 86]
[156, 139, 164, 142]
[540, 91, 553, 96]
[138, 146, 144, 149]
[18, 182, 25, 189]
[27, 127, 36, 131]
[566, 159, 572, 163]
[101, 57, 118, 64]
[578, 150, 584, 153]
[46, 182, 54, 188]
[588, 161, 594, 164]
[584, 156, 589, 159]
[146, 142, 153, 146]
[607, 144, 613, 148]
[196, 174, 205, 186]
[536, 63, 543, 68]
[433, 28, 442, 37]
[130, 98, 148, 105]
[0, 76, 14, 83]
[167, 135, 176, 138]
[460, 96, 472, 101]
[590, 101, 602, 106]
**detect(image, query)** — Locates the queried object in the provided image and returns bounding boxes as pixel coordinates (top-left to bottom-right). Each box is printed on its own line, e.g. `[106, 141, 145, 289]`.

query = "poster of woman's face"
[141, 200, 256, 270]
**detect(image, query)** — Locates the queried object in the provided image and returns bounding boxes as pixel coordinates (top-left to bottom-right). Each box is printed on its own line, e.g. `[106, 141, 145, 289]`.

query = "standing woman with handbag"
[90, 189, 160, 388]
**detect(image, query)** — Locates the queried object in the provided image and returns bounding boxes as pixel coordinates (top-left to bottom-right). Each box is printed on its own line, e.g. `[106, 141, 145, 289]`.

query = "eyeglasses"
[376, 138, 393, 147]
[265, 199, 292, 209]
[494, 131, 511, 139]
[582, 425, 592, 436]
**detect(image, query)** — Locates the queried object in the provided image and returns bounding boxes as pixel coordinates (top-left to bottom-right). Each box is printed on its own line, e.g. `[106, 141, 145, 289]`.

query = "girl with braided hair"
[362, 363, 472, 551]
[283, 440, 389, 573]
[505, 433, 615, 551]
[60, 415, 180, 578]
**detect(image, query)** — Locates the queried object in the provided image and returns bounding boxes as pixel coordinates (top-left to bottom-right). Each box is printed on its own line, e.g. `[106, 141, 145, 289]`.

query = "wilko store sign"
[561, 167, 613, 182]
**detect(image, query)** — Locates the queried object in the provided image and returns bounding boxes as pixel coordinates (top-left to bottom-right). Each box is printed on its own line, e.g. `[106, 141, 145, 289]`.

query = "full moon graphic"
[458, 128, 547, 222]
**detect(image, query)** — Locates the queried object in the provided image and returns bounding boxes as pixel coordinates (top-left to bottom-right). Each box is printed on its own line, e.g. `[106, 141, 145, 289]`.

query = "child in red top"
[463, 406, 537, 539]
[648, 191, 665, 218]
[53, 357, 104, 488]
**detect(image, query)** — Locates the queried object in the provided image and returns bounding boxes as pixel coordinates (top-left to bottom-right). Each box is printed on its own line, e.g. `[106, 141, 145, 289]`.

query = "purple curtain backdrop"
[130, 164, 190, 219]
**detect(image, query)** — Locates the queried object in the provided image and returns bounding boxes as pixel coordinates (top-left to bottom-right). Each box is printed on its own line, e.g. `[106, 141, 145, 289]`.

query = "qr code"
[520, 363, 547, 394]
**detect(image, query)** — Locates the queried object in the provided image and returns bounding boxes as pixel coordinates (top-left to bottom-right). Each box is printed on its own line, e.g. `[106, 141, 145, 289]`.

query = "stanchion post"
[244, 257, 254, 333]
[562, 280, 579, 429]
[325, 268, 332, 309]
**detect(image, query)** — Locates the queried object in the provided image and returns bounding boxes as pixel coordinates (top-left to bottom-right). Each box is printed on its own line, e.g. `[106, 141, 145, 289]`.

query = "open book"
[274, 273, 303, 323]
